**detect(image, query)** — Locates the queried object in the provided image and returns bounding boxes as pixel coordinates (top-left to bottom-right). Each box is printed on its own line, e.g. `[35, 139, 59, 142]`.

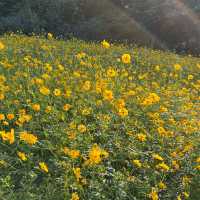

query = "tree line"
[0, 0, 200, 55]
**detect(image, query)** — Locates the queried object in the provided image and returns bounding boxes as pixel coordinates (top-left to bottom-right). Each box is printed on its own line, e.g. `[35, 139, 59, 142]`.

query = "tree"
[0, 0, 22, 17]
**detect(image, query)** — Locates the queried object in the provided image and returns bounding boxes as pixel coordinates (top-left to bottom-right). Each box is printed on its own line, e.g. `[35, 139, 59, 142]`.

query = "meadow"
[0, 34, 200, 200]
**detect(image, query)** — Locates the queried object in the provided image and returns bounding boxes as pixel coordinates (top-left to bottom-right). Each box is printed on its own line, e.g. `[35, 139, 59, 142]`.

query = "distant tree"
[0, 0, 199, 54]
[0, 0, 22, 17]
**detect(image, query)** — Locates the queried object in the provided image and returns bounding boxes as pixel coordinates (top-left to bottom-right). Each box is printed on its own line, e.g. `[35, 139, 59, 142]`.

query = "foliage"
[0, 34, 200, 199]
[0, 0, 200, 54]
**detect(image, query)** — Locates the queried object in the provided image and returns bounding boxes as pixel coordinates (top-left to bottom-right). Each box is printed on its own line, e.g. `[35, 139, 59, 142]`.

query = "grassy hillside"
[0, 34, 200, 200]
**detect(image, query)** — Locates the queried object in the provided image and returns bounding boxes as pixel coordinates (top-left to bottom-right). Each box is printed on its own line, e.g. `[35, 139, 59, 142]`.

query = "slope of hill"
[0, 34, 200, 200]
[0, 0, 200, 55]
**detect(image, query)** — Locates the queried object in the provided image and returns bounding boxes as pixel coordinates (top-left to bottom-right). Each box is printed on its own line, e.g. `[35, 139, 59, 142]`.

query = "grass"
[0, 34, 200, 200]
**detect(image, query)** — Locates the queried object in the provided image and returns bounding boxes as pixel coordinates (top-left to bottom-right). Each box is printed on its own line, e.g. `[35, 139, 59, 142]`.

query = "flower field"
[0, 34, 200, 200]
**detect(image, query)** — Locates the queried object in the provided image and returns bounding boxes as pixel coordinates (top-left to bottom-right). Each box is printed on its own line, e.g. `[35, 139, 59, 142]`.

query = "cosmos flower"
[73, 167, 81, 181]
[85, 144, 109, 166]
[132, 159, 142, 168]
[20, 132, 38, 145]
[53, 89, 61, 96]
[156, 162, 170, 172]
[39, 162, 49, 173]
[0, 129, 15, 144]
[121, 54, 131, 64]
[137, 133, 147, 142]
[0, 42, 5, 50]
[40, 86, 50, 95]
[149, 188, 159, 200]
[103, 89, 114, 101]
[71, 192, 79, 200]
[17, 151, 27, 161]
[7, 114, 14, 120]
[32, 104, 40, 111]
[47, 33, 53, 40]
[152, 154, 164, 161]
[0, 114, 5, 120]
[63, 104, 71, 111]
[118, 107, 128, 117]
[101, 40, 110, 49]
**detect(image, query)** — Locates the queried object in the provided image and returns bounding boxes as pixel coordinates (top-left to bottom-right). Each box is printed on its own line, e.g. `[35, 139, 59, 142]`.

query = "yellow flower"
[182, 176, 191, 187]
[64, 89, 72, 98]
[183, 192, 189, 199]
[155, 65, 160, 71]
[82, 81, 91, 91]
[121, 54, 131, 64]
[101, 40, 110, 49]
[16, 113, 32, 126]
[159, 106, 168, 113]
[82, 107, 92, 115]
[132, 159, 142, 168]
[0, 160, 7, 167]
[0, 114, 5, 121]
[63, 104, 71, 111]
[34, 78, 44, 85]
[103, 90, 113, 101]
[196, 157, 200, 163]
[47, 33, 53, 39]
[3, 121, 9, 126]
[170, 151, 177, 158]
[57, 64, 64, 71]
[69, 121, 76, 129]
[174, 64, 182, 71]
[115, 99, 125, 109]
[137, 133, 147, 142]
[44, 63, 52, 72]
[187, 74, 193, 80]
[53, 89, 61, 96]
[0, 75, 6, 82]
[7, 114, 14, 120]
[172, 160, 180, 170]
[77, 124, 87, 133]
[85, 144, 108, 165]
[64, 148, 80, 159]
[73, 167, 82, 181]
[95, 80, 107, 94]
[39, 86, 50, 95]
[106, 68, 117, 77]
[39, 162, 48, 173]
[141, 93, 160, 106]
[0, 93, 5, 100]
[149, 188, 159, 200]
[71, 192, 79, 200]
[177, 195, 182, 200]
[76, 52, 86, 59]
[152, 154, 164, 161]
[73, 71, 81, 77]
[194, 165, 200, 170]
[45, 106, 52, 113]
[96, 100, 103, 106]
[19, 132, 38, 145]
[17, 151, 27, 161]
[118, 107, 128, 117]
[0, 129, 15, 144]
[63, 147, 70, 154]
[0, 41, 5, 50]
[32, 104, 40, 111]
[42, 73, 50, 80]
[69, 150, 80, 159]
[156, 162, 170, 172]
[158, 181, 167, 190]
[157, 127, 167, 137]
[67, 131, 76, 140]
